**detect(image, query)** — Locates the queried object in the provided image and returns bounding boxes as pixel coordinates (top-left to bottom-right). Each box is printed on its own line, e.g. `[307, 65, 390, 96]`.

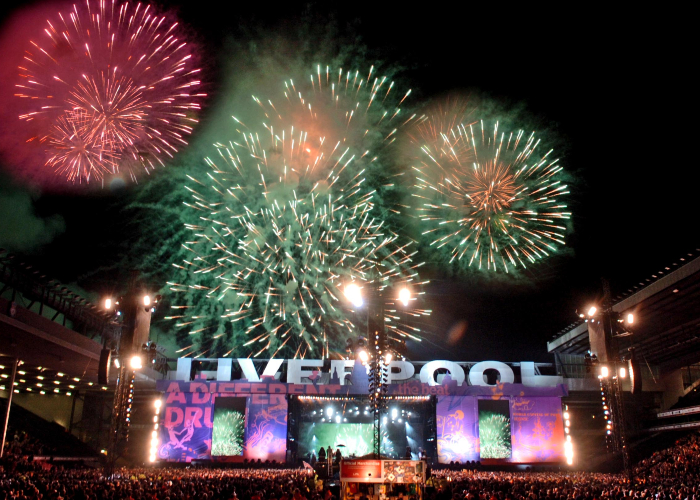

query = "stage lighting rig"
[578, 279, 638, 482]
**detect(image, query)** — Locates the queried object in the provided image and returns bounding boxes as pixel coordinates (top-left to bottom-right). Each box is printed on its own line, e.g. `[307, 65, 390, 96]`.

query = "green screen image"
[478, 399, 512, 459]
[211, 397, 247, 456]
[299, 423, 374, 458]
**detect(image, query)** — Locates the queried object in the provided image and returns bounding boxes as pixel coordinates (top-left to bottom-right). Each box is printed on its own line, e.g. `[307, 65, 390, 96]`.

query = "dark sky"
[0, 1, 694, 362]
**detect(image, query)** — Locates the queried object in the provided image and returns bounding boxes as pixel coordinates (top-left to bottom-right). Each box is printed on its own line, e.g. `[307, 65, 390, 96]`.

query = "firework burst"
[252, 64, 415, 150]
[166, 117, 429, 359]
[478, 412, 511, 459]
[211, 409, 245, 456]
[16, 0, 205, 183]
[410, 120, 571, 273]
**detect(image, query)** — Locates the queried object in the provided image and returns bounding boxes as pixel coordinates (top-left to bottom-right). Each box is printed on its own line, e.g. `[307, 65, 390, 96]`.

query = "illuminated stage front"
[155, 359, 568, 465]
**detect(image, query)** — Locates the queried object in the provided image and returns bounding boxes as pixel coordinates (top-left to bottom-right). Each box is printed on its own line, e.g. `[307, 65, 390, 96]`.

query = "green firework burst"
[478, 412, 511, 459]
[166, 112, 429, 359]
[211, 409, 245, 456]
[410, 120, 571, 274]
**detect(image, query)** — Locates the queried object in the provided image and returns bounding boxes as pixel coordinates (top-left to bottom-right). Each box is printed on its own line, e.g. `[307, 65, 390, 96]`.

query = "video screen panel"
[211, 397, 247, 456]
[477, 399, 512, 459]
[299, 423, 374, 458]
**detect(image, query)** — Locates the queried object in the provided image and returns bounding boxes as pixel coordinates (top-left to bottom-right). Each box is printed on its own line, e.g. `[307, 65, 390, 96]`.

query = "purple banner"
[157, 380, 568, 398]
[437, 396, 479, 463]
[158, 391, 287, 463]
[509, 396, 565, 463]
[158, 391, 213, 462]
[242, 394, 287, 461]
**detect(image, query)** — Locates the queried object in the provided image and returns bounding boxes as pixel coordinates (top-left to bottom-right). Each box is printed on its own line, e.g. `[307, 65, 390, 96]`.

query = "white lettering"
[386, 361, 415, 384]
[468, 361, 515, 386]
[173, 358, 562, 387]
[287, 359, 323, 384]
[419, 360, 466, 386]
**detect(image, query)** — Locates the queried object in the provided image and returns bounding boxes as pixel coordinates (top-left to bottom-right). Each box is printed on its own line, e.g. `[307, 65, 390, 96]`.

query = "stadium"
[3, 249, 700, 486]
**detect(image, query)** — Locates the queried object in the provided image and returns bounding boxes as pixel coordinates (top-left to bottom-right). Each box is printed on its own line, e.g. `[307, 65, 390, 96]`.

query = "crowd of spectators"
[2, 429, 54, 459]
[0, 432, 698, 500]
[0, 468, 317, 500]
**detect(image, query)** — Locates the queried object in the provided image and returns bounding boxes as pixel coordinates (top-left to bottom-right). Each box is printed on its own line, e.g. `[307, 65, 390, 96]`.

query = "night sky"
[0, 0, 694, 362]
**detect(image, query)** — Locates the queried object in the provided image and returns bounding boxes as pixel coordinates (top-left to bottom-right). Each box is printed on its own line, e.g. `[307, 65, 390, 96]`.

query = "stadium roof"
[548, 250, 700, 372]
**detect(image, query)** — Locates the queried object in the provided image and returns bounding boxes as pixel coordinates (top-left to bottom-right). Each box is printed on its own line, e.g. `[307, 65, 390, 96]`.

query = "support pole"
[0, 358, 19, 459]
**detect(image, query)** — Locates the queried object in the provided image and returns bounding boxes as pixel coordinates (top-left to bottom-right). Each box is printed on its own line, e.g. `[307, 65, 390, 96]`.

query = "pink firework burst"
[16, 0, 205, 183]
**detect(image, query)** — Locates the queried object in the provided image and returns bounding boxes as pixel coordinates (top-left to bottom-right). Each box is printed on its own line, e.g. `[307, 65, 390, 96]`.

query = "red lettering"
[235, 383, 250, 393]
[184, 407, 203, 427]
[203, 406, 213, 428]
[166, 391, 186, 404]
[252, 394, 268, 405]
[251, 383, 267, 394]
[289, 384, 304, 394]
[190, 382, 208, 393]
[165, 382, 181, 393]
[192, 391, 210, 404]
[269, 384, 286, 394]
[164, 407, 184, 427]
[270, 394, 285, 406]
[218, 383, 236, 393]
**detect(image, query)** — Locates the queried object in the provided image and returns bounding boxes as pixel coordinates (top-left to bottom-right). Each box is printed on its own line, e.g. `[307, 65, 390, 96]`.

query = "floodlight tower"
[344, 281, 410, 458]
[103, 283, 159, 474]
[583, 279, 637, 483]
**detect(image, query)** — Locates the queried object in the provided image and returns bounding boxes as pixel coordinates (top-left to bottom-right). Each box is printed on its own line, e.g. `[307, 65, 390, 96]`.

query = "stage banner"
[158, 391, 287, 462]
[509, 396, 565, 463]
[340, 460, 425, 483]
[156, 380, 568, 398]
[158, 390, 213, 462]
[241, 393, 288, 462]
[340, 460, 382, 482]
[436, 396, 479, 463]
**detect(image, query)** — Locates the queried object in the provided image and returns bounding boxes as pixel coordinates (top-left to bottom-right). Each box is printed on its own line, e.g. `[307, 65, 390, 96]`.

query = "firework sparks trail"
[251, 65, 416, 177]
[167, 108, 429, 359]
[410, 120, 571, 273]
[16, 0, 205, 183]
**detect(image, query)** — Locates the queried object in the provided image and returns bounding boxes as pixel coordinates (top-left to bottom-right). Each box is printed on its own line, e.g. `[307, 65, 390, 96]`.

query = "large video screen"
[299, 423, 374, 459]
[211, 397, 247, 456]
[477, 399, 512, 459]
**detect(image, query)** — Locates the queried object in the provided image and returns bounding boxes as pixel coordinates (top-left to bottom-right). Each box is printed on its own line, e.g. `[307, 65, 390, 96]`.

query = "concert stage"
[154, 358, 568, 465]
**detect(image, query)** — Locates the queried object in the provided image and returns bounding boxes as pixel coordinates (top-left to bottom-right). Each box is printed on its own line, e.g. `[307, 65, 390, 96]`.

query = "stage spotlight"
[619, 367, 627, 378]
[130, 355, 143, 370]
[326, 407, 334, 418]
[391, 408, 398, 419]
[600, 366, 609, 378]
[154, 400, 162, 409]
[587, 306, 597, 317]
[344, 284, 363, 308]
[359, 350, 369, 363]
[114, 358, 121, 369]
[626, 313, 634, 324]
[104, 298, 113, 309]
[143, 295, 151, 306]
[385, 352, 393, 364]
[399, 288, 411, 307]
[335, 415, 341, 424]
